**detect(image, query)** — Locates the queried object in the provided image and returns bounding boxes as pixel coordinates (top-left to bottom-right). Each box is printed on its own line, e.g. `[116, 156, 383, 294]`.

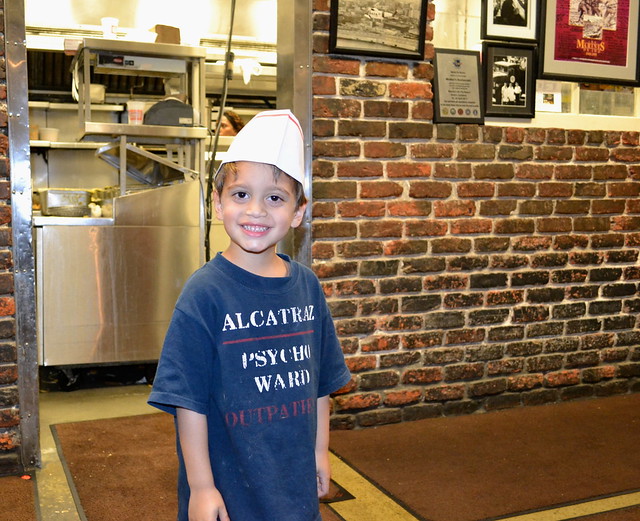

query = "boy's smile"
[214, 161, 306, 274]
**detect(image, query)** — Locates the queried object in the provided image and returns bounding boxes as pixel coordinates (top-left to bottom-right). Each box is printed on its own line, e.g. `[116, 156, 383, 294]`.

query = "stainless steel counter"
[35, 181, 203, 366]
[33, 215, 114, 226]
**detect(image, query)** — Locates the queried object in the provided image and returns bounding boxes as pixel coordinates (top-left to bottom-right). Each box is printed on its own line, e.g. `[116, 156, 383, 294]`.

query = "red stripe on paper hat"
[216, 109, 305, 185]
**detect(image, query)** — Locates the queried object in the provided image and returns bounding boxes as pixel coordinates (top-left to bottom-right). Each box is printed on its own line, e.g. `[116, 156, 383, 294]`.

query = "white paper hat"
[217, 109, 305, 185]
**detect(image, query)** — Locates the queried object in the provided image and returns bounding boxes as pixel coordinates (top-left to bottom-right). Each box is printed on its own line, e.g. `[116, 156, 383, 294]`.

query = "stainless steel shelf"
[30, 140, 109, 149]
[81, 121, 209, 139]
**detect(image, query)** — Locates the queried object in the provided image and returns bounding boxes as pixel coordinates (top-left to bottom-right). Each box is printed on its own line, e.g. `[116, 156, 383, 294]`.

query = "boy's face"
[214, 161, 306, 258]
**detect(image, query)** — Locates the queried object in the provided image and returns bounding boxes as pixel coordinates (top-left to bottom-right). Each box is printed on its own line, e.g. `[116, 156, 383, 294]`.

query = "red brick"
[458, 182, 494, 198]
[411, 143, 454, 159]
[424, 384, 465, 401]
[387, 162, 431, 178]
[337, 201, 385, 218]
[364, 141, 406, 158]
[365, 62, 409, 78]
[337, 161, 383, 178]
[405, 219, 447, 237]
[412, 101, 434, 120]
[334, 393, 381, 412]
[388, 81, 432, 99]
[544, 369, 580, 387]
[345, 356, 377, 373]
[383, 389, 423, 406]
[361, 181, 403, 198]
[450, 219, 492, 234]
[387, 201, 431, 217]
[312, 75, 336, 95]
[401, 367, 443, 384]
[409, 181, 451, 198]
[313, 55, 360, 75]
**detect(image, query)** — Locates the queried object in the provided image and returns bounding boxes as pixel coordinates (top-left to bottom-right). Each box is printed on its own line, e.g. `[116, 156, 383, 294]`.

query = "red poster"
[553, 0, 629, 66]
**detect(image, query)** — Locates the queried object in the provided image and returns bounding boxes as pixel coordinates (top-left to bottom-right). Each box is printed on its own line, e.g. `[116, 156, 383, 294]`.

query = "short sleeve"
[148, 307, 213, 415]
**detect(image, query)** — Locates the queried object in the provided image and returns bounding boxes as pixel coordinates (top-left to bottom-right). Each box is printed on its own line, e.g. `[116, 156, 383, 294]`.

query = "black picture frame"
[483, 41, 537, 118]
[328, 0, 428, 60]
[481, 0, 540, 42]
[432, 49, 484, 124]
[539, 0, 640, 86]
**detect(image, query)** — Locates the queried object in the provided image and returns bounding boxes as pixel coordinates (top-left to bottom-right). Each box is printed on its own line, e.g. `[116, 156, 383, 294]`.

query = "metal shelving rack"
[71, 38, 209, 193]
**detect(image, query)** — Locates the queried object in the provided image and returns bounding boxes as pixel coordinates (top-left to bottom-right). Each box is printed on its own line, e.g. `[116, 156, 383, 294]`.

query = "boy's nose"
[246, 198, 267, 216]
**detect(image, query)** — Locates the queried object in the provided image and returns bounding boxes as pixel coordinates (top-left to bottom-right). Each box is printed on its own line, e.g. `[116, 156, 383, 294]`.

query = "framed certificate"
[432, 49, 484, 124]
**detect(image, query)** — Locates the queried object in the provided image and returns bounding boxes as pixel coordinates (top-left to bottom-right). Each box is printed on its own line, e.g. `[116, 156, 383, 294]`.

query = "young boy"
[148, 110, 351, 521]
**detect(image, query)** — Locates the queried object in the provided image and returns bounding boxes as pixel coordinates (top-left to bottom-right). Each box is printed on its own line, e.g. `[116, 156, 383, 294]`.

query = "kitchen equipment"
[143, 98, 193, 126]
[39, 127, 59, 141]
[38, 188, 91, 217]
[96, 142, 198, 185]
[90, 84, 106, 103]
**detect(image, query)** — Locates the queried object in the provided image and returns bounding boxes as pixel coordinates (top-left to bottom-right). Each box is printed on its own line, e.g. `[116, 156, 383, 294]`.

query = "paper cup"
[127, 101, 145, 125]
[39, 128, 59, 141]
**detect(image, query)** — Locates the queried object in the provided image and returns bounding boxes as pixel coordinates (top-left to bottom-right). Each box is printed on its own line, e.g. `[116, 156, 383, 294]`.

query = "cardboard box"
[154, 25, 181, 44]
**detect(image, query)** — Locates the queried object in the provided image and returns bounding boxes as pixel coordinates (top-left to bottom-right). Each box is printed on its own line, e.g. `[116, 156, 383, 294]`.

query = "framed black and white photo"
[483, 42, 537, 118]
[481, 0, 539, 42]
[329, 0, 428, 60]
[433, 49, 484, 124]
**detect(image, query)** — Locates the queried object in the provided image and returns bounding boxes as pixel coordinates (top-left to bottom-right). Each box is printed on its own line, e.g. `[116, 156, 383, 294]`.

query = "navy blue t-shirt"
[148, 253, 351, 521]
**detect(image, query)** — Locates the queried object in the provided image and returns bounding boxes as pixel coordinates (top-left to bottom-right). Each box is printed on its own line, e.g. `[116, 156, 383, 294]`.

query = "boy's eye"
[232, 191, 249, 200]
[268, 195, 283, 203]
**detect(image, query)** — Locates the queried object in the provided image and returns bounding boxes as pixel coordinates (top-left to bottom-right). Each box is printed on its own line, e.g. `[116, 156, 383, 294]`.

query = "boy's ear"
[213, 191, 224, 220]
[290, 202, 307, 229]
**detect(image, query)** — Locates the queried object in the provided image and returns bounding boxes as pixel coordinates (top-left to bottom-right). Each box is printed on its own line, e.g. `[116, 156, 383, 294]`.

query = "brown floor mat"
[329, 393, 640, 521]
[0, 474, 38, 521]
[52, 413, 347, 521]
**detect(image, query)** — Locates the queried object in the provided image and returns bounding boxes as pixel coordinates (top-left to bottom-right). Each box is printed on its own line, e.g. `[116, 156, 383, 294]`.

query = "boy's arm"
[315, 395, 331, 498]
[176, 407, 230, 521]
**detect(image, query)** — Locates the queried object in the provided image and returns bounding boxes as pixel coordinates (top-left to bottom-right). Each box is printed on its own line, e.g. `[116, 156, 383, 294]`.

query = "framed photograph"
[539, 0, 640, 85]
[432, 49, 484, 124]
[329, 0, 428, 60]
[483, 41, 537, 118]
[481, 0, 540, 41]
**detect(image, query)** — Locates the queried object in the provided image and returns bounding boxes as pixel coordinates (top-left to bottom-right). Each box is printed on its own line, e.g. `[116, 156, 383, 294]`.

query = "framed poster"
[329, 0, 428, 60]
[481, 0, 540, 42]
[433, 49, 484, 124]
[539, 0, 640, 85]
[483, 42, 537, 118]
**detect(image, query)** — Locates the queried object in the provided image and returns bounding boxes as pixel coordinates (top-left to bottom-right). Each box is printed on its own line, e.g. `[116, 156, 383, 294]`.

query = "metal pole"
[5, 0, 41, 470]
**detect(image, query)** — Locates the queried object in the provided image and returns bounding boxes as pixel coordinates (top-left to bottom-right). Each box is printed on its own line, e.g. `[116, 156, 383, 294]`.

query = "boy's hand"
[315, 449, 331, 498]
[189, 486, 230, 521]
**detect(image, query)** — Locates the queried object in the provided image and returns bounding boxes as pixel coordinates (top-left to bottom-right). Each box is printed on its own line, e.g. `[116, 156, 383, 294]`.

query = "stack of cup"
[127, 101, 146, 125]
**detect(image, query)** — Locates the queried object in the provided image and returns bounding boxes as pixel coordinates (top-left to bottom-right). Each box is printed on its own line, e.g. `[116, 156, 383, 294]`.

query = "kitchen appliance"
[38, 188, 91, 217]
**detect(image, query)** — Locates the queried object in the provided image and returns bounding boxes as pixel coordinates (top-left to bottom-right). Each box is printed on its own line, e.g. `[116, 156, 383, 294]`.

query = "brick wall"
[313, 0, 640, 429]
[0, 5, 21, 474]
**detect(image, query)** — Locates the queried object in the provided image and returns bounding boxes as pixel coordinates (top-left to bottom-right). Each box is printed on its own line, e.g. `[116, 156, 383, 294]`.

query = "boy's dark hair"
[215, 162, 307, 209]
